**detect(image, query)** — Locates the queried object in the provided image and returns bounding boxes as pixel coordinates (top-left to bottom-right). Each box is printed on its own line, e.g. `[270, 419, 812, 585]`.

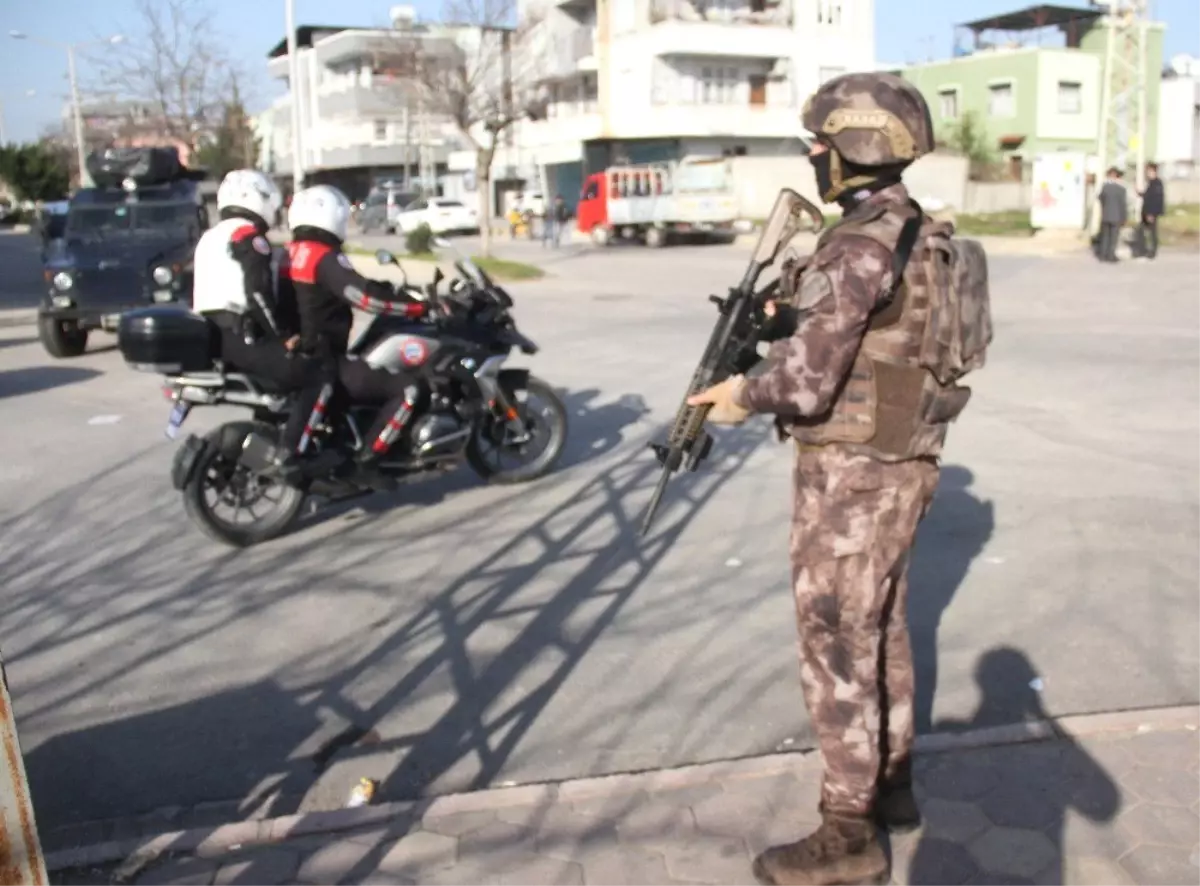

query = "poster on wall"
[1030, 152, 1088, 229]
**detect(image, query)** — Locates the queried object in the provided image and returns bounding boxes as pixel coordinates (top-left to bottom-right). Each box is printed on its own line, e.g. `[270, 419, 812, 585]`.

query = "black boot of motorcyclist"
[354, 384, 425, 491]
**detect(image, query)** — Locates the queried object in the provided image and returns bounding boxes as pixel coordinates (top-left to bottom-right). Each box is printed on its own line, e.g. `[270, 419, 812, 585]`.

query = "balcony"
[609, 103, 799, 140]
[543, 25, 596, 80]
[645, 0, 794, 59]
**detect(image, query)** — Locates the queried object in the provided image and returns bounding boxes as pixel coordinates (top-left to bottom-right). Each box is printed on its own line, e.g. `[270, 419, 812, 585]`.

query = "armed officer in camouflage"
[689, 72, 991, 885]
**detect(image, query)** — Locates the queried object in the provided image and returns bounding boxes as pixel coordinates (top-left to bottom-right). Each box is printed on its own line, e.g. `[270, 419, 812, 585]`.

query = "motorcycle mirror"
[432, 266, 444, 285]
[375, 249, 397, 266]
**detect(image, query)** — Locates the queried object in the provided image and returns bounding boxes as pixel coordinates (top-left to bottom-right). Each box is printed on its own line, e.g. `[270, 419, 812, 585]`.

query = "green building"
[897, 4, 1164, 174]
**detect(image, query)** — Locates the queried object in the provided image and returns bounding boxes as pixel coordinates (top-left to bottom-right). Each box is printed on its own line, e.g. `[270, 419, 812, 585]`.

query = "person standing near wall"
[1135, 162, 1165, 260]
[1096, 167, 1128, 263]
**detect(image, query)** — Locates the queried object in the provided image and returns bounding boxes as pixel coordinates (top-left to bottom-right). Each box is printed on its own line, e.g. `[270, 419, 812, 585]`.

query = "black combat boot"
[874, 758, 920, 833]
[752, 811, 889, 886]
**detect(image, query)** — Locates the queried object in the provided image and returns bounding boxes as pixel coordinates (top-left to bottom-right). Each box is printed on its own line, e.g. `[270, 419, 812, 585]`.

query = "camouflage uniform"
[729, 73, 948, 886]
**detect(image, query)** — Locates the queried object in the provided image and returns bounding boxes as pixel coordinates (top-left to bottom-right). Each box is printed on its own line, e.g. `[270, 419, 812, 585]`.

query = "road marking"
[88, 414, 122, 425]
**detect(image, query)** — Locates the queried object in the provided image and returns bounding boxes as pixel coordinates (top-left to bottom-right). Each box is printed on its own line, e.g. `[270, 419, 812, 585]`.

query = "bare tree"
[371, 0, 545, 256]
[85, 0, 244, 160]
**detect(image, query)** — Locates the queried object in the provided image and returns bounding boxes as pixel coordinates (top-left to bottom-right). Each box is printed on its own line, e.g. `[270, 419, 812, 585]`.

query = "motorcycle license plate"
[165, 402, 192, 439]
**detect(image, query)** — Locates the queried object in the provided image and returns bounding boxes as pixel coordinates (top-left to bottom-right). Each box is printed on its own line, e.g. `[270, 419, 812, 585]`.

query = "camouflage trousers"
[789, 444, 940, 817]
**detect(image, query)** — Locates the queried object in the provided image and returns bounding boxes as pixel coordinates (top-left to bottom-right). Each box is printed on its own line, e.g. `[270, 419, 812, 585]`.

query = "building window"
[816, 0, 841, 25]
[1057, 80, 1082, 114]
[699, 65, 740, 104]
[988, 82, 1015, 117]
[938, 88, 959, 120]
[373, 119, 387, 141]
[818, 66, 846, 85]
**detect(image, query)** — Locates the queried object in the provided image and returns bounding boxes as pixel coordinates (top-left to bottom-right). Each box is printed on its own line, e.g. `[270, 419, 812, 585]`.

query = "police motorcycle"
[117, 241, 568, 547]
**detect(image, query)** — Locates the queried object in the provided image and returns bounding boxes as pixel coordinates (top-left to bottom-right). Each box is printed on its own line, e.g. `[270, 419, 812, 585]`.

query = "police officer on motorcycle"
[192, 170, 301, 381]
[273, 184, 433, 488]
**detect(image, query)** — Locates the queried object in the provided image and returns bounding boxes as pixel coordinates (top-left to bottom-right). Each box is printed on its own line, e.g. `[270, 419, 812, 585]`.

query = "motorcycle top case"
[118, 306, 218, 374]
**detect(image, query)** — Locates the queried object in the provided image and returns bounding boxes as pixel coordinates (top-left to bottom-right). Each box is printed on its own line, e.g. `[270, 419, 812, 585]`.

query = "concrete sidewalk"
[48, 707, 1198, 885]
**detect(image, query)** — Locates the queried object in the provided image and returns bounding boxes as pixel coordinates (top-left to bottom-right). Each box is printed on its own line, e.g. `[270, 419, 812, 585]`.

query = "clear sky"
[1, 0, 1197, 143]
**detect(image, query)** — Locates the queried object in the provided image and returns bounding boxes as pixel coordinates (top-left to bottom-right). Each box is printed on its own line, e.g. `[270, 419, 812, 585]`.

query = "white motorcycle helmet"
[288, 185, 352, 242]
[216, 169, 282, 226]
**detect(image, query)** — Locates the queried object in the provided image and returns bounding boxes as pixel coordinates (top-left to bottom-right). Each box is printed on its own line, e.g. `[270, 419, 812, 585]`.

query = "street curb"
[42, 703, 1198, 873]
[0, 309, 37, 329]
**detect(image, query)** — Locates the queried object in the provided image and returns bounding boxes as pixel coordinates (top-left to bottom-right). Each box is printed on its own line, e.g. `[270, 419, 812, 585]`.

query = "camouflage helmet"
[802, 74, 934, 201]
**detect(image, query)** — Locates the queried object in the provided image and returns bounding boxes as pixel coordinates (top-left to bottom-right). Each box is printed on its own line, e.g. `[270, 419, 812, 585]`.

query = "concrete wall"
[727, 151, 970, 219]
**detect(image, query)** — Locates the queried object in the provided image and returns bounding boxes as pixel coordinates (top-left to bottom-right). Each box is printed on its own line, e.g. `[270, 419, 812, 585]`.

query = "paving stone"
[295, 840, 379, 885]
[967, 826, 1057, 879]
[488, 854, 584, 885]
[968, 872, 1034, 885]
[456, 820, 539, 865]
[214, 848, 301, 885]
[1057, 855, 1134, 885]
[975, 778, 1067, 831]
[917, 797, 994, 843]
[1121, 730, 1200, 769]
[421, 809, 499, 837]
[533, 809, 621, 860]
[1119, 844, 1200, 885]
[135, 856, 218, 886]
[661, 835, 751, 884]
[902, 836, 979, 885]
[374, 831, 458, 875]
[1116, 802, 1199, 847]
[689, 788, 774, 839]
[918, 757, 1001, 803]
[1076, 738, 1138, 780]
[1119, 765, 1200, 808]
[612, 797, 698, 846]
[567, 845, 673, 885]
[1059, 815, 1139, 860]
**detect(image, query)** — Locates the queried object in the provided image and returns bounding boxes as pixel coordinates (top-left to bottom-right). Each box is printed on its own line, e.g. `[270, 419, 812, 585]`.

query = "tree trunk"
[476, 151, 493, 257]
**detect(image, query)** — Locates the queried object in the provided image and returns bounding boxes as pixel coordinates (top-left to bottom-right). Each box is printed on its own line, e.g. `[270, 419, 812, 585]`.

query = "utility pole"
[1095, 0, 1150, 182]
[284, 0, 305, 193]
[0, 649, 47, 886]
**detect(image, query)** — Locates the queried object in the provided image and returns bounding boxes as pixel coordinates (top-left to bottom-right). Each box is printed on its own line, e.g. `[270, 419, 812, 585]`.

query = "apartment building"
[258, 6, 467, 199]
[449, 0, 875, 211]
[1158, 54, 1200, 177]
[898, 5, 1164, 178]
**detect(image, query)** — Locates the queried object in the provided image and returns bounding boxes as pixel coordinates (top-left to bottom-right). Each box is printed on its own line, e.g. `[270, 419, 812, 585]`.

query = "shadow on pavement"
[0, 335, 37, 350]
[906, 647, 1120, 884]
[13, 401, 768, 848]
[908, 465, 995, 734]
[0, 366, 100, 399]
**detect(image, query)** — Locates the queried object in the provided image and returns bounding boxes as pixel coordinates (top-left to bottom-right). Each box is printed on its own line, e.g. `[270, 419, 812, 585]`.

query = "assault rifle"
[640, 188, 825, 537]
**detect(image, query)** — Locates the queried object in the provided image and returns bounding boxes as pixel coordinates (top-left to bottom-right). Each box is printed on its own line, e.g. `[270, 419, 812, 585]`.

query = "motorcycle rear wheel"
[466, 375, 567, 484]
[183, 421, 306, 547]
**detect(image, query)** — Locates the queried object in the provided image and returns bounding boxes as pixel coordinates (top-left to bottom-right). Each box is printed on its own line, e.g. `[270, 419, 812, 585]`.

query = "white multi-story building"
[1157, 54, 1200, 178]
[454, 0, 875, 208]
[258, 6, 468, 199]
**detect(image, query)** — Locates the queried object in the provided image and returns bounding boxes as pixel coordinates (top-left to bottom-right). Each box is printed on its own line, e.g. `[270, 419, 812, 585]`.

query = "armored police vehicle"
[39, 146, 207, 358]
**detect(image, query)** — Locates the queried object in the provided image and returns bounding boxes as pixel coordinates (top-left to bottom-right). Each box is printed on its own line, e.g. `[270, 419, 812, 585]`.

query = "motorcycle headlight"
[152, 266, 174, 286]
[52, 271, 74, 292]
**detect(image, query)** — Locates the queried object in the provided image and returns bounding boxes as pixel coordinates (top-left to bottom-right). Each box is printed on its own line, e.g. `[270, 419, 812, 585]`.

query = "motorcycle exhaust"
[239, 432, 278, 473]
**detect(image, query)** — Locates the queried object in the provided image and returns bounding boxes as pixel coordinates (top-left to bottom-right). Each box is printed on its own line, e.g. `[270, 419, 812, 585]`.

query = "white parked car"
[395, 197, 479, 235]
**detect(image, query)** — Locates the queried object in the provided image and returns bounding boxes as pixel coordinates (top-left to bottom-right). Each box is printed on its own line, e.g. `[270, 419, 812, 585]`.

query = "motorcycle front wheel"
[466, 375, 567, 485]
[182, 421, 306, 547]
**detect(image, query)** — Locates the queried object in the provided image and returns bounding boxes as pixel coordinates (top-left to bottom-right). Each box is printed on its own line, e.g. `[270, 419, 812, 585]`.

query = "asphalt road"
[0, 230, 1196, 837]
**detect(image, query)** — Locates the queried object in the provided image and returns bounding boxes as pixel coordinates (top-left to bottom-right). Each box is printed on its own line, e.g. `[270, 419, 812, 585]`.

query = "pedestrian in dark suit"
[1096, 167, 1127, 263]
[1135, 162, 1165, 259]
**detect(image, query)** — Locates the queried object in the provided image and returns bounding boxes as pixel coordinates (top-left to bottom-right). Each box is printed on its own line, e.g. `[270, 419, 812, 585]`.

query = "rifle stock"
[640, 188, 824, 537]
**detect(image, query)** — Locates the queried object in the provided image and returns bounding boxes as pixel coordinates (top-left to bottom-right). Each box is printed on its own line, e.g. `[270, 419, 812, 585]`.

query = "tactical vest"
[784, 199, 993, 462]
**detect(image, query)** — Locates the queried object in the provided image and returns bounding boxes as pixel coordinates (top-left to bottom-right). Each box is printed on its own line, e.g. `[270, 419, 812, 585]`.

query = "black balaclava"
[219, 205, 268, 232]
